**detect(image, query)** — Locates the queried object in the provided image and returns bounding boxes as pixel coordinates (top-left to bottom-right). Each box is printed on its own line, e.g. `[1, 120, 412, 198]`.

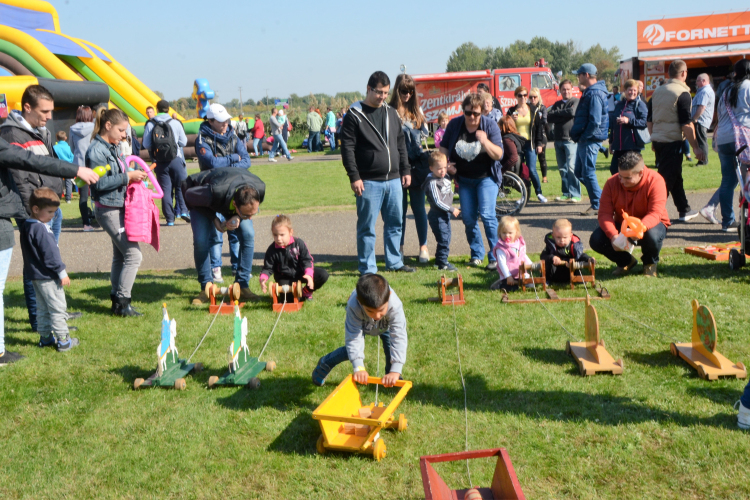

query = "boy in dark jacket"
[20, 188, 78, 352]
[540, 219, 594, 284]
[259, 215, 328, 300]
[422, 151, 460, 271]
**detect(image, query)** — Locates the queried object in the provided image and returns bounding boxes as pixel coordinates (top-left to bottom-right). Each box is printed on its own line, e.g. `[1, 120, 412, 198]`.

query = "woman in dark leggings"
[529, 88, 549, 183]
[68, 106, 95, 231]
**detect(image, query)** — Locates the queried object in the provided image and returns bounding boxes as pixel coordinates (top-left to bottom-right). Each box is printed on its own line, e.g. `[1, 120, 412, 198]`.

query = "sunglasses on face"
[516, 93, 528, 98]
[399, 89, 414, 96]
[464, 110, 481, 118]
[529, 95, 539, 99]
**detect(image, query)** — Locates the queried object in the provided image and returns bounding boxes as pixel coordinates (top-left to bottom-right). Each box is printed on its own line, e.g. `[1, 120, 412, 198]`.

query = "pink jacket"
[124, 181, 160, 251]
[492, 236, 530, 279]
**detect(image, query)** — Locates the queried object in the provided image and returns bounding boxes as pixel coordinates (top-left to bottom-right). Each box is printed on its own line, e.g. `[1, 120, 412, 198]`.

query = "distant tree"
[154, 90, 165, 99]
[446, 42, 491, 72]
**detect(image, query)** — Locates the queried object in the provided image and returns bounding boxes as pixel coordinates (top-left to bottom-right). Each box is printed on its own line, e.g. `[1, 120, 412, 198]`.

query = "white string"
[258, 289, 287, 360]
[187, 296, 224, 363]
[451, 295, 473, 488]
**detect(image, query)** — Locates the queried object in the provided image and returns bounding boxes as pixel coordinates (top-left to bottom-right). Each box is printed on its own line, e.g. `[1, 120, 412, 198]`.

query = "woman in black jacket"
[529, 88, 549, 183]
[507, 86, 547, 203]
[608, 79, 648, 175]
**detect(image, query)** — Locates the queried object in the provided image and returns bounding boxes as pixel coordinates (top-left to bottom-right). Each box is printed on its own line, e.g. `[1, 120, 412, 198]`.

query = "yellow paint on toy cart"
[313, 375, 411, 461]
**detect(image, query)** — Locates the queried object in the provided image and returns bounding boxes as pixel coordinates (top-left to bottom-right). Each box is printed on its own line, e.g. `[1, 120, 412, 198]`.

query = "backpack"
[148, 119, 178, 162]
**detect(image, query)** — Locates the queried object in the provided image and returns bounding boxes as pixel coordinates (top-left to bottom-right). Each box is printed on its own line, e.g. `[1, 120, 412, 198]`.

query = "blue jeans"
[742, 380, 750, 409]
[190, 210, 254, 288]
[17, 207, 62, 331]
[590, 223, 666, 266]
[574, 140, 603, 210]
[319, 332, 394, 375]
[308, 132, 321, 153]
[212, 213, 240, 273]
[0, 247, 12, 353]
[522, 143, 542, 195]
[252, 138, 264, 156]
[400, 187, 428, 247]
[457, 176, 499, 263]
[554, 140, 580, 198]
[329, 131, 336, 151]
[270, 133, 290, 159]
[154, 158, 187, 223]
[428, 209, 451, 266]
[356, 177, 404, 275]
[717, 142, 740, 227]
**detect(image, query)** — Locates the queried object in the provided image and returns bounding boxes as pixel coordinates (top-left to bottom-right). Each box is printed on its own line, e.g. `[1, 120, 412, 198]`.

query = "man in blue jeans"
[547, 79, 581, 202]
[307, 106, 323, 153]
[570, 64, 608, 216]
[340, 71, 415, 275]
[183, 168, 264, 305]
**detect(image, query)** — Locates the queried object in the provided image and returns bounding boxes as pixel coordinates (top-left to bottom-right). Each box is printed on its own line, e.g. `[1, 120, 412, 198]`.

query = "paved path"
[7, 190, 735, 278]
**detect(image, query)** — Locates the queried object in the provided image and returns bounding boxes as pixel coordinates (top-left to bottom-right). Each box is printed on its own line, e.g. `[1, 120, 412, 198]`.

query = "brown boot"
[239, 288, 260, 302]
[643, 263, 657, 277]
[612, 256, 638, 277]
[192, 290, 210, 305]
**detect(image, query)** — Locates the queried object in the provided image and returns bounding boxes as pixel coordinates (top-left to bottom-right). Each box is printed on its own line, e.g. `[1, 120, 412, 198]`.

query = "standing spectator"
[608, 79, 648, 175]
[570, 63, 608, 216]
[507, 86, 547, 203]
[307, 106, 323, 153]
[0, 137, 98, 365]
[389, 74, 430, 263]
[647, 59, 706, 222]
[69, 105, 95, 231]
[612, 85, 621, 102]
[145, 106, 155, 120]
[528, 88, 549, 183]
[481, 92, 503, 124]
[439, 93, 504, 270]
[340, 71, 415, 275]
[235, 113, 248, 145]
[498, 115, 529, 186]
[547, 79, 581, 202]
[281, 110, 292, 146]
[335, 112, 344, 149]
[268, 108, 293, 162]
[195, 103, 251, 285]
[477, 83, 503, 112]
[637, 80, 644, 97]
[326, 106, 337, 151]
[0, 85, 67, 332]
[251, 113, 265, 156]
[691, 73, 715, 166]
[699, 60, 750, 230]
[86, 108, 149, 316]
[143, 100, 189, 226]
[52, 131, 74, 203]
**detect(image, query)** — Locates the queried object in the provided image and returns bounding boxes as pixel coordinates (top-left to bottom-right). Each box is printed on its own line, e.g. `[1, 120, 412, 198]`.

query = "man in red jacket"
[589, 151, 670, 277]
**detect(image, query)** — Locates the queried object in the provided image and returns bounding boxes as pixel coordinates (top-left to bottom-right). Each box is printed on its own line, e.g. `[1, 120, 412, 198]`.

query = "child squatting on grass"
[423, 151, 460, 271]
[20, 188, 79, 352]
[312, 274, 407, 388]
[490, 215, 532, 292]
[259, 215, 328, 300]
[540, 219, 595, 284]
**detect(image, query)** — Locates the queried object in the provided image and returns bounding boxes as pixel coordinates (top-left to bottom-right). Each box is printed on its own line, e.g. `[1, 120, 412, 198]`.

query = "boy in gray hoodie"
[312, 274, 407, 387]
[422, 151, 460, 271]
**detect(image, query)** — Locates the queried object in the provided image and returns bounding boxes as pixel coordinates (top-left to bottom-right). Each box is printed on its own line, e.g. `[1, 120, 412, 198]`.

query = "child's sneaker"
[0, 351, 25, 365]
[212, 267, 224, 283]
[301, 288, 314, 301]
[312, 357, 332, 386]
[38, 335, 56, 348]
[56, 337, 79, 352]
[736, 400, 750, 429]
[437, 262, 458, 271]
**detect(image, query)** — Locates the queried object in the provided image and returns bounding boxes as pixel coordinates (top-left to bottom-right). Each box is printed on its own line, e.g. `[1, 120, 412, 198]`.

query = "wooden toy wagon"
[312, 374, 412, 461]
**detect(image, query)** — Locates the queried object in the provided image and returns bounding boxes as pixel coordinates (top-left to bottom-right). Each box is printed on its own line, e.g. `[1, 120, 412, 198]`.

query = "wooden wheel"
[265, 361, 276, 372]
[174, 378, 186, 390]
[297, 280, 303, 300]
[372, 438, 386, 462]
[133, 378, 144, 390]
[270, 283, 277, 297]
[208, 376, 219, 388]
[316, 435, 326, 454]
[578, 362, 587, 376]
[247, 377, 261, 390]
[697, 365, 707, 380]
[669, 343, 678, 357]
[205, 282, 215, 300]
[397, 413, 408, 432]
[565, 341, 571, 355]
[230, 282, 241, 303]
[193, 363, 203, 372]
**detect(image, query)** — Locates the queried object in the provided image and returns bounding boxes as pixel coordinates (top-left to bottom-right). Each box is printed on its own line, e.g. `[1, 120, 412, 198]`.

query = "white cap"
[278, 109, 285, 116]
[206, 103, 231, 122]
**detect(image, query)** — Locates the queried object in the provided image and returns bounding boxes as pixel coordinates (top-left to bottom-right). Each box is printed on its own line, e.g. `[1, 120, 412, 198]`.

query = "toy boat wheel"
[265, 361, 276, 372]
[397, 413, 408, 432]
[208, 376, 219, 388]
[174, 378, 186, 390]
[373, 438, 386, 462]
[247, 377, 261, 390]
[316, 435, 326, 455]
[133, 378, 144, 390]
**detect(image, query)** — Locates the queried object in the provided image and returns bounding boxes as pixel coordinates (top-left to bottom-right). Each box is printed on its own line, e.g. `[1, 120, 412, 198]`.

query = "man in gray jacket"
[312, 274, 407, 387]
[547, 79, 581, 202]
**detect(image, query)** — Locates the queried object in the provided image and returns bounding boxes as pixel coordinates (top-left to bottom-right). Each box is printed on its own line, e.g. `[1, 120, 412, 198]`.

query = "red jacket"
[598, 166, 670, 239]
[252, 120, 265, 139]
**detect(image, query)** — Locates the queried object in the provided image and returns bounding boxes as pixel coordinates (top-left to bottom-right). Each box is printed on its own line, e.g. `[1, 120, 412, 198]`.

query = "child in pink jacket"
[490, 216, 532, 291]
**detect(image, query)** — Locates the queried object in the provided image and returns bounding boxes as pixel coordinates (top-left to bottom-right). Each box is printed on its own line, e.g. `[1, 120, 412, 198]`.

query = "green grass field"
[1, 246, 749, 499]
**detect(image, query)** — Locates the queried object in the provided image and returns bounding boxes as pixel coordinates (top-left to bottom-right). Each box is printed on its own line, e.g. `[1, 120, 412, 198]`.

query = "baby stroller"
[729, 145, 749, 271]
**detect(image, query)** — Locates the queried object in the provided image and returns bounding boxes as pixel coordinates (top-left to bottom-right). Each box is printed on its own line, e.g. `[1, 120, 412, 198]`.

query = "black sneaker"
[0, 351, 25, 365]
[437, 262, 458, 271]
[57, 337, 79, 352]
[67, 311, 83, 320]
[38, 336, 57, 348]
[312, 358, 331, 386]
[392, 265, 416, 273]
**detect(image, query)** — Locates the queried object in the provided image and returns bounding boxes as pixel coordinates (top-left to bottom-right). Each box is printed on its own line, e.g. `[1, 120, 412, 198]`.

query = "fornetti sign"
[637, 12, 750, 52]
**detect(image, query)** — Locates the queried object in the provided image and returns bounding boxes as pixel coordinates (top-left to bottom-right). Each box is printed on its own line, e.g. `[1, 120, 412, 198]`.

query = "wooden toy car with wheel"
[205, 282, 243, 315]
[270, 281, 304, 312]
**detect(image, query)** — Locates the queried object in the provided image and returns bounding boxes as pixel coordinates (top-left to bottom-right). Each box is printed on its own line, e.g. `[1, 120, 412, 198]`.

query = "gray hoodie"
[422, 173, 454, 213]
[344, 288, 407, 374]
[68, 121, 94, 167]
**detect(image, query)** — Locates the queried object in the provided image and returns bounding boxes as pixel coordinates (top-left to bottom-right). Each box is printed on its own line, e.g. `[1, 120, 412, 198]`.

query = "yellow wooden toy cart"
[312, 375, 412, 461]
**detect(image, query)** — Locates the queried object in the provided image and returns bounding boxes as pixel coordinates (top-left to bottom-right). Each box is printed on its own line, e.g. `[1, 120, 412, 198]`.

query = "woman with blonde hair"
[507, 86, 547, 202]
[528, 88, 549, 183]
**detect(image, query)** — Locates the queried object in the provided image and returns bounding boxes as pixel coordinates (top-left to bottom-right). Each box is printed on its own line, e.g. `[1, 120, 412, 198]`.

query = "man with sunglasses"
[341, 71, 415, 275]
[182, 167, 265, 305]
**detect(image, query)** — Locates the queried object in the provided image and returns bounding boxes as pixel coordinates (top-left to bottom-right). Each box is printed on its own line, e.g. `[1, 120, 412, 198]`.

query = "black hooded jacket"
[182, 167, 265, 220]
[540, 232, 592, 283]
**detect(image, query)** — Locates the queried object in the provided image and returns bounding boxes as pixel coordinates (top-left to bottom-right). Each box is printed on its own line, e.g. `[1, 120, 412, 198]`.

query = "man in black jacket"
[340, 71, 415, 275]
[182, 168, 265, 305]
[0, 138, 98, 365]
[547, 80, 581, 202]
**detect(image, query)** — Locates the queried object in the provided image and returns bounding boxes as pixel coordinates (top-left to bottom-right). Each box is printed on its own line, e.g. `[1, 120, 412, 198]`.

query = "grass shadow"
[625, 350, 682, 369]
[108, 365, 156, 386]
[687, 386, 744, 406]
[213, 375, 317, 412]
[266, 410, 321, 456]
[520, 347, 572, 367]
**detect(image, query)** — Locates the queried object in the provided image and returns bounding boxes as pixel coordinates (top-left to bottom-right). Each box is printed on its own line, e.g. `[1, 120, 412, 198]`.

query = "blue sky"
[54, 0, 745, 102]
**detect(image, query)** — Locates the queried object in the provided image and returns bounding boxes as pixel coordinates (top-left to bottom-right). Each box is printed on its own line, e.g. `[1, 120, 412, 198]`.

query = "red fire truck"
[413, 60, 571, 123]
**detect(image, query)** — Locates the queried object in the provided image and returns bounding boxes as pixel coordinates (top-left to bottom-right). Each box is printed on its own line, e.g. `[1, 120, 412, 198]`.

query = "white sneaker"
[537, 194, 548, 203]
[736, 400, 750, 429]
[268, 158, 277, 162]
[419, 248, 429, 263]
[212, 267, 224, 283]
[699, 206, 720, 225]
[287, 156, 294, 161]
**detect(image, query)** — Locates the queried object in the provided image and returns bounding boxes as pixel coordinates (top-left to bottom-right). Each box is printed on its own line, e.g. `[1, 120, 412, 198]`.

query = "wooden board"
[501, 284, 611, 304]
[209, 302, 244, 315]
[671, 343, 747, 380]
[567, 341, 624, 376]
[684, 242, 749, 261]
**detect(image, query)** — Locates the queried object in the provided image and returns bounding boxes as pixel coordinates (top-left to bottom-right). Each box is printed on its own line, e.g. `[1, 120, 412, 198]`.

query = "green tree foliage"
[446, 42, 492, 72]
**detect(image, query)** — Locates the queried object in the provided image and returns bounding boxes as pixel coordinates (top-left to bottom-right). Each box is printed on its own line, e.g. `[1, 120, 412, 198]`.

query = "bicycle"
[496, 171, 527, 217]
